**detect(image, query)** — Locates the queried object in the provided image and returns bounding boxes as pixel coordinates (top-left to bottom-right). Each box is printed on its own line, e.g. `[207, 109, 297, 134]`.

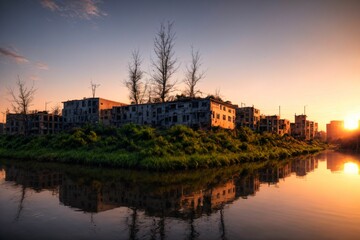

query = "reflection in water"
[1, 151, 359, 239]
[1, 156, 320, 218]
[0, 168, 5, 180]
[344, 162, 359, 175]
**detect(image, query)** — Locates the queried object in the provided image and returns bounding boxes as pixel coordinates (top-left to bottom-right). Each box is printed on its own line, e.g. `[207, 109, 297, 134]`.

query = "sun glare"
[343, 162, 359, 175]
[344, 116, 359, 130]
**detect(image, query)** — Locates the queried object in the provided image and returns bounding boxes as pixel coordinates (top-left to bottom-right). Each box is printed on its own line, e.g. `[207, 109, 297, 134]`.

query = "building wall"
[0, 123, 5, 134]
[279, 119, 291, 136]
[6, 112, 62, 135]
[62, 97, 125, 128]
[112, 98, 236, 130]
[326, 120, 345, 142]
[291, 115, 317, 140]
[235, 106, 260, 131]
[259, 115, 280, 134]
[210, 99, 236, 129]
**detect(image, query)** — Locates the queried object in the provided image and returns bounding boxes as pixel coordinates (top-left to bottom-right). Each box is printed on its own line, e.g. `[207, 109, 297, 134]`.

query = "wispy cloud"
[40, 0, 106, 20]
[30, 75, 41, 81]
[40, 0, 60, 11]
[36, 62, 49, 70]
[0, 47, 29, 63]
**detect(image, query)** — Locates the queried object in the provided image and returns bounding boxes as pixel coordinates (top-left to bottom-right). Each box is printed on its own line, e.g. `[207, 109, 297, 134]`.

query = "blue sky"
[1, 0, 360, 130]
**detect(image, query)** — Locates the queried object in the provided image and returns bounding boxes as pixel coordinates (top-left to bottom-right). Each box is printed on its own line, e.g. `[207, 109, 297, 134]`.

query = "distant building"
[62, 97, 126, 128]
[6, 111, 62, 135]
[235, 106, 260, 131]
[326, 120, 345, 142]
[259, 115, 280, 134]
[112, 97, 236, 130]
[279, 119, 291, 136]
[0, 123, 5, 135]
[291, 114, 317, 140]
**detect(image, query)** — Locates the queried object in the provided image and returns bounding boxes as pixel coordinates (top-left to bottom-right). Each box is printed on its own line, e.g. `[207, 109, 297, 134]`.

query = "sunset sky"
[1, 0, 359, 131]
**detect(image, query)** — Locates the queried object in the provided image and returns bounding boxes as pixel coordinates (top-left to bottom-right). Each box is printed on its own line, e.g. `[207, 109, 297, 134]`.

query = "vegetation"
[0, 124, 326, 170]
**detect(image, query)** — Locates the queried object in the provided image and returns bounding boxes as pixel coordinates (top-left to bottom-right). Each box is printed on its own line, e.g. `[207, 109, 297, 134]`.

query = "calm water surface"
[1, 151, 360, 240]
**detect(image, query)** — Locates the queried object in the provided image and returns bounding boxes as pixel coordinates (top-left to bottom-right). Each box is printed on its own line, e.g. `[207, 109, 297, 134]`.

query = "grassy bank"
[0, 124, 326, 170]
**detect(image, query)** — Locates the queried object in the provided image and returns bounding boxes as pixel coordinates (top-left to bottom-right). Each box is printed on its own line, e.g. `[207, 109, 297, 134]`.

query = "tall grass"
[0, 124, 326, 170]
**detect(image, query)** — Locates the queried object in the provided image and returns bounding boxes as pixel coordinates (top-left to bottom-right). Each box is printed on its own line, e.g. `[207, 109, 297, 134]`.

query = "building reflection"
[291, 156, 318, 177]
[0, 168, 5, 180]
[1, 155, 322, 219]
[4, 165, 62, 192]
[326, 151, 360, 173]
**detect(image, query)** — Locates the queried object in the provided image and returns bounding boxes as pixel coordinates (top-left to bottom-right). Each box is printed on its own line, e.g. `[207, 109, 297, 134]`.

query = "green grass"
[0, 124, 326, 170]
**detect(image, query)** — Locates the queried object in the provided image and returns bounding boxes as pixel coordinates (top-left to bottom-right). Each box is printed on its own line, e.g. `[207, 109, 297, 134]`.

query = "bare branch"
[183, 47, 205, 98]
[124, 50, 147, 104]
[151, 21, 178, 102]
[8, 76, 36, 114]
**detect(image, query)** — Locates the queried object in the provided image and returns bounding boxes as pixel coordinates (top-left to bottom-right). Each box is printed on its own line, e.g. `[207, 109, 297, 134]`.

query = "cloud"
[30, 75, 41, 81]
[36, 62, 49, 70]
[40, 0, 60, 11]
[0, 47, 29, 63]
[40, 0, 106, 20]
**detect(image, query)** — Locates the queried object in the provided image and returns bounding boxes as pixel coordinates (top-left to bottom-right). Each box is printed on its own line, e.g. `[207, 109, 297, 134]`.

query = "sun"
[344, 116, 359, 130]
[344, 162, 359, 175]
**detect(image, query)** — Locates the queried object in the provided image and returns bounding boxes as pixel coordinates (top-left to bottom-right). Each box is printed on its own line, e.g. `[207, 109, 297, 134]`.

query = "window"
[223, 115, 226, 120]
[193, 102, 199, 108]
[173, 116, 177, 122]
[228, 116, 231, 122]
[216, 114, 220, 119]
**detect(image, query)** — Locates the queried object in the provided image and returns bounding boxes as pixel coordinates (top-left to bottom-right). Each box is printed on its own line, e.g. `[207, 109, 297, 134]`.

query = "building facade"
[291, 114, 317, 140]
[235, 106, 260, 131]
[62, 97, 126, 128]
[112, 97, 236, 130]
[326, 120, 345, 142]
[6, 111, 62, 135]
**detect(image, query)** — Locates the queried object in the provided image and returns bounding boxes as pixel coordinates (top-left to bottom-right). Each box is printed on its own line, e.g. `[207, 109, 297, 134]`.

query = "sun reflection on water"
[343, 162, 359, 175]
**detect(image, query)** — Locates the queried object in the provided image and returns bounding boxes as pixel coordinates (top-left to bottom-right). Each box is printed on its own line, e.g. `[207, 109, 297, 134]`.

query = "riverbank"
[0, 124, 326, 170]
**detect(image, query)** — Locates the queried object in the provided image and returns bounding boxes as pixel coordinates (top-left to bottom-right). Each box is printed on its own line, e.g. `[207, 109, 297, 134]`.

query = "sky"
[0, 0, 359, 131]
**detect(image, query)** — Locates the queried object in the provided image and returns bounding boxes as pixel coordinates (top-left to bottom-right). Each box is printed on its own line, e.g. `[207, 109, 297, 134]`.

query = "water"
[1, 151, 360, 240]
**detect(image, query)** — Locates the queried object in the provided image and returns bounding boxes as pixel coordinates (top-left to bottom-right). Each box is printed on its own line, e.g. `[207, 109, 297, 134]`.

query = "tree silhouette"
[125, 50, 147, 104]
[151, 21, 178, 102]
[183, 47, 204, 98]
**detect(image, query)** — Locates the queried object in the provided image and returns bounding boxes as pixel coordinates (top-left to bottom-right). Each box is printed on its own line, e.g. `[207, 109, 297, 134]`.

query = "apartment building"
[258, 115, 291, 136]
[235, 106, 260, 131]
[5, 111, 62, 135]
[326, 120, 345, 142]
[259, 115, 280, 133]
[62, 97, 126, 128]
[291, 114, 318, 140]
[112, 97, 236, 129]
[0, 123, 5, 134]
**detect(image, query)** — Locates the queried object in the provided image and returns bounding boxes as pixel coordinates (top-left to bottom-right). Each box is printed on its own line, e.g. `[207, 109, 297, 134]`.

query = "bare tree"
[124, 50, 147, 104]
[52, 103, 62, 116]
[151, 21, 178, 102]
[8, 76, 36, 135]
[183, 47, 205, 98]
[90, 81, 100, 98]
[8, 76, 36, 114]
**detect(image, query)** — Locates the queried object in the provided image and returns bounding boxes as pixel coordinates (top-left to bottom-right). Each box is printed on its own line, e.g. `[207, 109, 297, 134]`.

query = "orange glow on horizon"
[344, 162, 359, 175]
[344, 115, 359, 130]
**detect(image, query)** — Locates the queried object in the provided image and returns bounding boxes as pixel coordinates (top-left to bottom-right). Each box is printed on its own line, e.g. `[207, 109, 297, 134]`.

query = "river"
[0, 151, 360, 239]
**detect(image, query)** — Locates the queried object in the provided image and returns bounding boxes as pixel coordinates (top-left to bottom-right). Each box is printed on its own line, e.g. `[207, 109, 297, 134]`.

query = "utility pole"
[279, 106, 281, 117]
[45, 101, 51, 112]
[304, 105, 307, 116]
[90, 81, 100, 98]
